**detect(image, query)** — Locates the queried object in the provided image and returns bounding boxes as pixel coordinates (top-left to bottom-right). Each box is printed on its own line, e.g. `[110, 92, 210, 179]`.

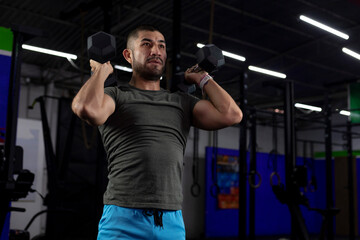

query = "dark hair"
[126, 24, 164, 49]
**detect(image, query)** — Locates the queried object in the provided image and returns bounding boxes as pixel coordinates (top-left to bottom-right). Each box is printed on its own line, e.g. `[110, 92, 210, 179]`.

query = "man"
[72, 25, 242, 240]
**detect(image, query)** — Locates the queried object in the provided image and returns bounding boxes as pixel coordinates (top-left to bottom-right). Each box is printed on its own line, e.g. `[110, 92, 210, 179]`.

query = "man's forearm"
[185, 65, 242, 128]
[72, 66, 110, 120]
[202, 77, 242, 124]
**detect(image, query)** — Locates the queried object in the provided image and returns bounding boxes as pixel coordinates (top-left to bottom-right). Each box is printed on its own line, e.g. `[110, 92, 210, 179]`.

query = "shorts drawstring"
[142, 209, 164, 228]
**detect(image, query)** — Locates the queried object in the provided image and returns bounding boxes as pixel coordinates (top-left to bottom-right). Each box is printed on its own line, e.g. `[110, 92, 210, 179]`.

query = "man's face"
[131, 30, 167, 80]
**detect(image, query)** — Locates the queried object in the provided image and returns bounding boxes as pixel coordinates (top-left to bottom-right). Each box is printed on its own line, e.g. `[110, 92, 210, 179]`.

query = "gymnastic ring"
[248, 171, 262, 189]
[191, 183, 201, 197]
[270, 172, 281, 186]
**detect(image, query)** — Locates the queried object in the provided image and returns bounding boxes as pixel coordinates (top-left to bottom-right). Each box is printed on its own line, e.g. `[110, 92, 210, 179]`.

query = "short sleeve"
[187, 93, 200, 111]
[104, 86, 117, 102]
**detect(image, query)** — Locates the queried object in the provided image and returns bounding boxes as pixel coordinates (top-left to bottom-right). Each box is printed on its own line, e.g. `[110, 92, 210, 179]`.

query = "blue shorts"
[97, 205, 185, 240]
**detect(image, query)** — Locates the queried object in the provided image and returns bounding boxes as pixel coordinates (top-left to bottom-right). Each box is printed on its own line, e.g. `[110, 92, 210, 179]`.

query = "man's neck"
[129, 76, 161, 91]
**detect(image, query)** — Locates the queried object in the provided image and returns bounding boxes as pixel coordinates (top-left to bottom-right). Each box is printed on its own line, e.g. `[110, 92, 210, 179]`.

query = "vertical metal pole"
[324, 95, 334, 240]
[347, 120, 355, 240]
[38, 97, 57, 192]
[4, 30, 23, 188]
[249, 109, 256, 240]
[284, 80, 309, 240]
[238, 72, 247, 240]
[284, 81, 295, 195]
[37, 97, 58, 238]
[172, 0, 181, 85]
[102, 0, 111, 33]
[284, 80, 296, 238]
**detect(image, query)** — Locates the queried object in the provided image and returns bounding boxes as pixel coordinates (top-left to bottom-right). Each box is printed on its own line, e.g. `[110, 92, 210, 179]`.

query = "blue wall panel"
[205, 147, 331, 238]
[0, 54, 11, 143]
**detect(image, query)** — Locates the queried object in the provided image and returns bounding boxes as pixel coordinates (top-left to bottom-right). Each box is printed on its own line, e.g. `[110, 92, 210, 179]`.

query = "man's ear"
[123, 49, 132, 64]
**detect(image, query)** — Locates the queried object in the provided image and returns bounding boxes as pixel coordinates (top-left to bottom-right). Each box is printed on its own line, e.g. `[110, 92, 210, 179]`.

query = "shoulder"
[172, 90, 200, 101]
[170, 91, 200, 112]
[104, 84, 134, 102]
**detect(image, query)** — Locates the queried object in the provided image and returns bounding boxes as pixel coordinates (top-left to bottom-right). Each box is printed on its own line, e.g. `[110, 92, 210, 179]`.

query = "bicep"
[192, 100, 230, 130]
[97, 94, 116, 125]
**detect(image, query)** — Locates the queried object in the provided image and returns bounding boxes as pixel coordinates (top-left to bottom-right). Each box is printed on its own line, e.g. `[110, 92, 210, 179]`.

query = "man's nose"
[150, 45, 161, 56]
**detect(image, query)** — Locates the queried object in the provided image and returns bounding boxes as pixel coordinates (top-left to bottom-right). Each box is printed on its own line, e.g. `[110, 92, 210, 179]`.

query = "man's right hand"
[90, 59, 114, 76]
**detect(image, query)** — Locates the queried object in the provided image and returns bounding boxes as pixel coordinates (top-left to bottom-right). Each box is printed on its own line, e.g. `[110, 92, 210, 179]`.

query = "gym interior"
[1, 0, 360, 239]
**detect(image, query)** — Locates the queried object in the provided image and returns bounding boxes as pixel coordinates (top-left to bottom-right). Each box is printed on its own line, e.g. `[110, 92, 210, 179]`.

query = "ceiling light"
[114, 65, 133, 72]
[22, 44, 77, 60]
[299, 15, 349, 40]
[342, 47, 360, 60]
[295, 103, 322, 112]
[339, 110, 350, 116]
[197, 43, 246, 62]
[248, 65, 286, 79]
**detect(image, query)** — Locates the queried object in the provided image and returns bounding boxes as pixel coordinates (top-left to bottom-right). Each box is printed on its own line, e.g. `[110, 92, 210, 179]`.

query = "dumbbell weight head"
[196, 44, 225, 73]
[87, 31, 117, 87]
[87, 31, 116, 64]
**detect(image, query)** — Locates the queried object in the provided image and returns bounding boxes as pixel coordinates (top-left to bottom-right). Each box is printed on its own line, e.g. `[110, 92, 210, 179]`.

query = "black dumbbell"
[171, 44, 225, 93]
[195, 44, 225, 73]
[87, 31, 117, 86]
[87, 31, 116, 63]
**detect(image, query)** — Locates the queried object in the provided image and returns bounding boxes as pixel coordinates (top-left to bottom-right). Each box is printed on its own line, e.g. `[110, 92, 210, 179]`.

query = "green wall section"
[0, 27, 13, 52]
[314, 150, 360, 159]
[350, 83, 360, 123]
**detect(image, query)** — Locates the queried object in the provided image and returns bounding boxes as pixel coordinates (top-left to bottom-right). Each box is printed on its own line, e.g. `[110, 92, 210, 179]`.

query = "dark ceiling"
[2, 0, 360, 116]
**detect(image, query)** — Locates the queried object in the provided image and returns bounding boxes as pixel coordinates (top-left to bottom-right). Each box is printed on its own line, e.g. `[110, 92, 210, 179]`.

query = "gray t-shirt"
[98, 84, 200, 210]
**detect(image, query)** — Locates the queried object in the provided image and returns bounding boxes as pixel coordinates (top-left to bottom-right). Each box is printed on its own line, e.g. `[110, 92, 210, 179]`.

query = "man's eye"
[143, 42, 150, 46]
[160, 45, 165, 49]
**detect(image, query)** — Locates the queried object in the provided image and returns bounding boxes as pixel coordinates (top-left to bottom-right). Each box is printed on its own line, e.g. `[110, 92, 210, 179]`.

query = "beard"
[132, 56, 165, 81]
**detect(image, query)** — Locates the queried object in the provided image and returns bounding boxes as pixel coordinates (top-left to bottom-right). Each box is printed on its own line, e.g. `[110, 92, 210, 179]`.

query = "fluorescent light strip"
[299, 15, 349, 40]
[248, 65, 286, 79]
[114, 65, 133, 72]
[223, 51, 246, 62]
[342, 47, 360, 60]
[22, 44, 77, 60]
[197, 43, 246, 62]
[295, 103, 322, 112]
[339, 110, 351, 116]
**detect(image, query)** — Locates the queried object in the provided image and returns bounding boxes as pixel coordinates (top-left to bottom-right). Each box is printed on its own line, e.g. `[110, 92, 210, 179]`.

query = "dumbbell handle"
[171, 65, 209, 94]
[173, 72, 197, 93]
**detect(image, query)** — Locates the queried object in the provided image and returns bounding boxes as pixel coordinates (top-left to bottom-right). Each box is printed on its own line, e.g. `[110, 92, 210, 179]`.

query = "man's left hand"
[185, 64, 208, 85]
